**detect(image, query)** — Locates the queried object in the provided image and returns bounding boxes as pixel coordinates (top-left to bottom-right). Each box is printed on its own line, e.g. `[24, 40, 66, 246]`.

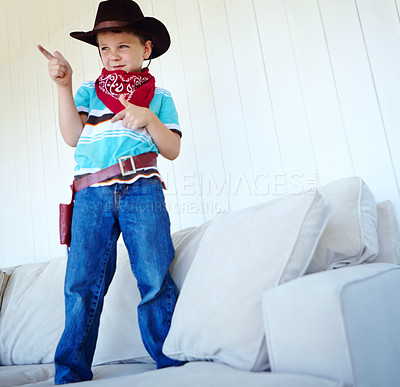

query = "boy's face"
[97, 31, 152, 73]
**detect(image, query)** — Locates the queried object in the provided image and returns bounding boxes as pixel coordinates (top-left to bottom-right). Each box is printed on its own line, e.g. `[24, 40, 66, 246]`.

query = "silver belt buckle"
[118, 155, 136, 176]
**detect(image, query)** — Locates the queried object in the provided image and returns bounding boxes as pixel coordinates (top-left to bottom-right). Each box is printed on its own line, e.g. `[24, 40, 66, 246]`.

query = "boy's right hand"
[37, 45, 73, 87]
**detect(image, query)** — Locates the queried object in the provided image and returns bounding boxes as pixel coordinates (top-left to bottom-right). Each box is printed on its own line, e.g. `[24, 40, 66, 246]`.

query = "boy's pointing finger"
[110, 111, 125, 123]
[37, 45, 55, 60]
[54, 51, 68, 63]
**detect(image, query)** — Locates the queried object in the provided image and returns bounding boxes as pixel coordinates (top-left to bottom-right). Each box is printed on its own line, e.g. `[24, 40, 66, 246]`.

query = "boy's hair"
[132, 31, 151, 45]
[95, 29, 151, 46]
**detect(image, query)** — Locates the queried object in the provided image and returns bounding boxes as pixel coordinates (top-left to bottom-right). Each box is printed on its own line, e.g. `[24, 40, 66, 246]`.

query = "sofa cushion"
[0, 244, 151, 366]
[374, 200, 400, 265]
[0, 270, 9, 310]
[0, 362, 344, 387]
[263, 263, 400, 387]
[0, 222, 217, 367]
[93, 242, 151, 365]
[163, 192, 331, 371]
[170, 222, 210, 291]
[0, 259, 66, 365]
[306, 177, 378, 274]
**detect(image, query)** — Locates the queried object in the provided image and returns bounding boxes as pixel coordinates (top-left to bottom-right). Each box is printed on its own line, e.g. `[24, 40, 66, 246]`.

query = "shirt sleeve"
[73, 82, 93, 114]
[158, 92, 182, 138]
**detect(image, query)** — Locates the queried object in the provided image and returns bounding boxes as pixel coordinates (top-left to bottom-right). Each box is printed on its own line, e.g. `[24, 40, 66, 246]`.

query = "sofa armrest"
[262, 263, 400, 387]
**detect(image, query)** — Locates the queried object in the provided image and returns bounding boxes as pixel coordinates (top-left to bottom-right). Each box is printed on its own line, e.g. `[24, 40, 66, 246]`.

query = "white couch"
[1, 177, 400, 387]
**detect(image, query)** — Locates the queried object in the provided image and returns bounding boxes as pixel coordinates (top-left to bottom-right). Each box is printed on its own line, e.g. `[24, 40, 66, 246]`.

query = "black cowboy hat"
[70, 0, 170, 59]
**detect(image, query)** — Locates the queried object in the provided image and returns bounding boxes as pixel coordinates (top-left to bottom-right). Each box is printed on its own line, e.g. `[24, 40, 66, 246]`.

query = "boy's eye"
[120, 45, 129, 49]
[100, 47, 109, 51]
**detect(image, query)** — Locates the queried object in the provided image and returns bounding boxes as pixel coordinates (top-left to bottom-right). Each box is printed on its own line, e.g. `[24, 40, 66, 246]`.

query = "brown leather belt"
[73, 152, 158, 193]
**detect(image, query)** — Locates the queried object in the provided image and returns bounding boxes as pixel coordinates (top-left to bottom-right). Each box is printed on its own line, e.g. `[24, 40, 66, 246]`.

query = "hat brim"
[70, 17, 170, 59]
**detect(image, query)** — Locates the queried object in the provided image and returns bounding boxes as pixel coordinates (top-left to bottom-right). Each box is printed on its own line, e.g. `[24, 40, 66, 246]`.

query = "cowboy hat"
[70, 0, 170, 59]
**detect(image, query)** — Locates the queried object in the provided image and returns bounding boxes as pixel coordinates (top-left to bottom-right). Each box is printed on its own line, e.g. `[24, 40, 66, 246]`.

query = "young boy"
[38, 0, 182, 383]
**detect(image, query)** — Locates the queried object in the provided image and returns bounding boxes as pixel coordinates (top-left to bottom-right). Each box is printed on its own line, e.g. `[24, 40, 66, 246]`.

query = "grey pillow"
[0, 270, 10, 310]
[306, 177, 378, 274]
[374, 200, 400, 265]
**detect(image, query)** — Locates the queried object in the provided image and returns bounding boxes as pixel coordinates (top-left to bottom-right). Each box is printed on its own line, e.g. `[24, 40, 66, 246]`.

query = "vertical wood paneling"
[34, 0, 65, 261]
[76, 0, 103, 82]
[319, 0, 400, 206]
[397, 0, 400, 21]
[199, 0, 258, 211]
[21, 0, 51, 261]
[61, 0, 86, 92]
[254, 0, 318, 177]
[354, 0, 400, 200]
[285, 0, 354, 185]
[1, 0, 400, 266]
[153, 0, 206, 230]
[225, 0, 284, 202]
[6, 0, 35, 264]
[174, 0, 230, 220]
[58, 0, 82, 193]
[46, 0, 68, 199]
[0, 1, 14, 267]
[144, 0, 182, 232]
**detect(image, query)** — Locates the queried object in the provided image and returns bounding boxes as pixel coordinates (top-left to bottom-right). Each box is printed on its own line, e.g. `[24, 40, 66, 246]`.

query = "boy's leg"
[119, 178, 180, 368]
[54, 186, 120, 384]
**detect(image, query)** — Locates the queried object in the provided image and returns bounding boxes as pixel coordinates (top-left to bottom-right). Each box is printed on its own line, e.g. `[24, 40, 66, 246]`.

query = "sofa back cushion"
[306, 177, 378, 274]
[0, 244, 150, 366]
[0, 222, 214, 367]
[0, 259, 66, 365]
[374, 200, 400, 265]
[0, 270, 9, 310]
[170, 222, 210, 291]
[163, 191, 331, 371]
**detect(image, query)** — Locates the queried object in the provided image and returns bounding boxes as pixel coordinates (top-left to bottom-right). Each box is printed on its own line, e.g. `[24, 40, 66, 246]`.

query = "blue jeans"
[54, 178, 179, 384]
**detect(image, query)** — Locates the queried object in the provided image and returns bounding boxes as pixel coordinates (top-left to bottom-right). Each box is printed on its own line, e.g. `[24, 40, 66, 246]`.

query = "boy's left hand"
[110, 96, 152, 130]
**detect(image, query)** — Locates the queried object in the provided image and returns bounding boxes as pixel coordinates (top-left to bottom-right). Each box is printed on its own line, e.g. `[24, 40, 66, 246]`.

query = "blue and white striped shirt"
[73, 81, 181, 180]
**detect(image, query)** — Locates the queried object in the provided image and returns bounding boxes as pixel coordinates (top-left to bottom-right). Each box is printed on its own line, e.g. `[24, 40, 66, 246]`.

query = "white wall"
[1, 0, 400, 267]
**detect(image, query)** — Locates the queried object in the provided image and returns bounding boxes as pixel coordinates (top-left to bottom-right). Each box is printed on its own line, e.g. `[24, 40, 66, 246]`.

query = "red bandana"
[95, 68, 155, 114]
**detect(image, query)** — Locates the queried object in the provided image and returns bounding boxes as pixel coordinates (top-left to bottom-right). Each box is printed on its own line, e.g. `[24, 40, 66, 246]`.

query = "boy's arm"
[111, 96, 180, 160]
[38, 45, 85, 147]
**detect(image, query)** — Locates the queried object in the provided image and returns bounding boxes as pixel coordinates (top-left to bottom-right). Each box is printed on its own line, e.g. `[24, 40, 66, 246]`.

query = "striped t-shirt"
[73, 81, 181, 186]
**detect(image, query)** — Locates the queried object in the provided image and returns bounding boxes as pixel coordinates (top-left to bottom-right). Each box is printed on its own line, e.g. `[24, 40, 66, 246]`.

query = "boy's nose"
[110, 50, 120, 60]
